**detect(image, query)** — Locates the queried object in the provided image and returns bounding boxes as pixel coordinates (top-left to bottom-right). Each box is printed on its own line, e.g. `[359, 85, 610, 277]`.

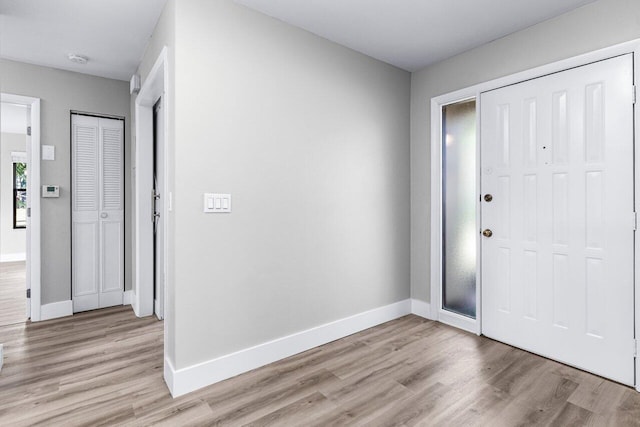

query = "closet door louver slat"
[73, 125, 98, 211]
[102, 127, 123, 211]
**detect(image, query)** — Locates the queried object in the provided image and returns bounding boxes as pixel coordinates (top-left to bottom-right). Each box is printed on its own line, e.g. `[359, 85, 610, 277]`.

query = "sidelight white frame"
[1, 93, 41, 321]
[429, 39, 640, 390]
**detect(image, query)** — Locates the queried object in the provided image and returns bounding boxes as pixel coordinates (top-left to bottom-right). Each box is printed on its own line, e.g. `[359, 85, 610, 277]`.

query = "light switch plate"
[42, 145, 55, 161]
[204, 193, 231, 213]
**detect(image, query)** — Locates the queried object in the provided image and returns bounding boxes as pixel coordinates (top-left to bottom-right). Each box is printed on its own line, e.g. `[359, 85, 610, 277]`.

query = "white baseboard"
[40, 300, 73, 321]
[131, 291, 143, 317]
[123, 290, 133, 306]
[164, 357, 175, 394]
[0, 253, 26, 263]
[438, 310, 478, 334]
[410, 299, 433, 320]
[165, 299, 412, 397]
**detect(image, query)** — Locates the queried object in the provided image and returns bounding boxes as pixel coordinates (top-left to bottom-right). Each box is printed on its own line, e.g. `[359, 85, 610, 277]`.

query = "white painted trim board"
[411, 299, 433, 320]
[0, 253, 26, 263]
[123, 290, 133, 306]
[40, 300, 72, 321]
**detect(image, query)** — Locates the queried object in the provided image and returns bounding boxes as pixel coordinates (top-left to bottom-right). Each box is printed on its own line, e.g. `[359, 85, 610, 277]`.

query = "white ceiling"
[1, 103, 28, 135]
[0, 0, 596, 81]
[0, 0, 167, 81]
[236, 0, 597, 71]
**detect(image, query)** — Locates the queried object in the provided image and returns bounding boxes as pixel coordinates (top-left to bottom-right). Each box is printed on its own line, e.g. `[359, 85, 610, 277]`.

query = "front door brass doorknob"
[482, 229, 493, 238]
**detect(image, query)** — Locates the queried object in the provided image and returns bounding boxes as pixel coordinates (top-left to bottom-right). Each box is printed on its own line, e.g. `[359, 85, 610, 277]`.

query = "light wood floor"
[0, 261, 27, 327]
[1, 307, 640, 426]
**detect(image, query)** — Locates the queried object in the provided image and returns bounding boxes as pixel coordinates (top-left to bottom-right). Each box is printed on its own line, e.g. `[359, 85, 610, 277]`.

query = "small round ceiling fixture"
[67, 53, 89, 65]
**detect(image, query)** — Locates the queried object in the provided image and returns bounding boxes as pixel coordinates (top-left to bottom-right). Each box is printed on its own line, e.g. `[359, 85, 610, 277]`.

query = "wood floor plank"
[548, 402, 595, 427]
[309, 380, 412, 427]
[205, 369, 341, 425]
[242, 391, 337, 427]
[567, 375, 629, 415]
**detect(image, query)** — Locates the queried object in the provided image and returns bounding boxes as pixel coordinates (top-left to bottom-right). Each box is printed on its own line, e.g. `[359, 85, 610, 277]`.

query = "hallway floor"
[0, 261, 27, 327]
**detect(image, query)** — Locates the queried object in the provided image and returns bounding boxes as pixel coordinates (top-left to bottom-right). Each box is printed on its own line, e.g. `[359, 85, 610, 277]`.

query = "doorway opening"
[0, 102, 28, 326]
[152, 97, 164, 320]
[0, 93, 41, 322]
[134, 46, 170, 389]
[134, 47, 168, 320]
[70, 112, 125, 313]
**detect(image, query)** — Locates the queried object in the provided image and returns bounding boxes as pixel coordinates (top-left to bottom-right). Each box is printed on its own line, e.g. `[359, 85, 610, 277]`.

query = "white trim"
[438, 310, 477, 334]
[123, 290, 133, 305]
[40, 300, 72, 321]
[2, 93, 41, 322]
[164, 356, 175, 395]
[634, 46, 640, 393]
[11, 151, 27, 163]
[0, 253, 26, 263]
[166, 299, 412, 397]
[410, 299, 433, 320]
[428, 39, 640, 388]
[430, 94, 481, 335]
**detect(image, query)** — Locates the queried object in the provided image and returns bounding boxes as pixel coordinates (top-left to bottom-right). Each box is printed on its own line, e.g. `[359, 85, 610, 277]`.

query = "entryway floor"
[0, 261, 27, 327]
[1, 309, 639, 425]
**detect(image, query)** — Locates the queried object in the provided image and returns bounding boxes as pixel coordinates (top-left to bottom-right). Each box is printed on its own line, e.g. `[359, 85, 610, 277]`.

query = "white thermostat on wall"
[42, 185, 60, 198]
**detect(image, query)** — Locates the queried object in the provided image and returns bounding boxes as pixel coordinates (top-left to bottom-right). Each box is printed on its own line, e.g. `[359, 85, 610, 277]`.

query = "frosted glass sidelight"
[442, 100, 477, 318]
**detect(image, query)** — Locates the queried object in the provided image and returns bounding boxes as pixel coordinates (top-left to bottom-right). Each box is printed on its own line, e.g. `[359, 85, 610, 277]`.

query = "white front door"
[72, 114, 124, 312]
[481, 54, 635, 385]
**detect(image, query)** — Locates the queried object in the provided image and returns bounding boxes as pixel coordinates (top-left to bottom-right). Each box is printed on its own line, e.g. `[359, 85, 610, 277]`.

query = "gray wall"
[170, 0, 410, 369]
[410, 0, 640, 302]
[0, 133, 27, 258]
[0, 60, 132, 304]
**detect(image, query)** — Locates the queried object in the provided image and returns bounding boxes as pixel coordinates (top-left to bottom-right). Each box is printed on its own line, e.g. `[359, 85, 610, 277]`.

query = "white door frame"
[70, 112, 126, 312]
[429, 39, 640, 390]
[1, 93, 41, 321]
[134, 47, 169, 320]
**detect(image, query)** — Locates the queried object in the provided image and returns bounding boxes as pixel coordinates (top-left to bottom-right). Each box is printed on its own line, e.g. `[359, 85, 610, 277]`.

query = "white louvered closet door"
[72, 114, 124, 312]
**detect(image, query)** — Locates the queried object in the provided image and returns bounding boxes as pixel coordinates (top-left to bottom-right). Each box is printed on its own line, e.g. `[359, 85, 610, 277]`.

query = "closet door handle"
[100, 212, 108, 219]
